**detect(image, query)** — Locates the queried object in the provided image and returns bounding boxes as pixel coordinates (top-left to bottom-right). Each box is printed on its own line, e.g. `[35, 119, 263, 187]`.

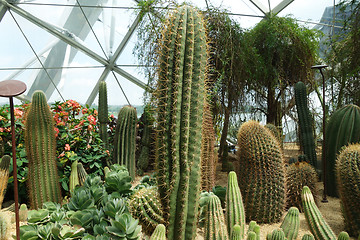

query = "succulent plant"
[247, 221, 260, 240]
[24, 90, 62, 209]
[204, 193, 229, 240]
[0, 155, 10, 208]
[226, 171, 245, 238]
[294, 81, 318, 169]
[325, 104, 360, 197]
[302, 186, 336, 240]
[70, 160, 80, 193]
[302, 234, 315, 240]
[266, 229, 286, 240]
[280, 207, 300, 240]
[230, 224, 242, 240]
[335, 144, 360, 237]
[98, 80, 109, 149]
[129, 186, 164, 235]
[150, 224, 167, 240]
[106, 213, 142, 240]
[113, 105, 137, 179]
[154, 5, 207, 240]
[286, 162, 318, 211]
[337, 231, 350, 240]
[237, 120, 285, 223]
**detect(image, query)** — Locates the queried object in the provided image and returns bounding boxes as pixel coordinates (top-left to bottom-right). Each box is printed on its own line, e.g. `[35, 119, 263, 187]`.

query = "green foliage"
[154, 5, 207, 240]
[25, 90, 62, 209]
[295, 81, 318, 169]
[107, 213, 141, 240]
[325, 104, 360, 196]
[237, 120, 285, 223]
[104, 164, 132, 196]
[280, 207, 300, 240]
[302, 186, 336, 240]
[335, 144, 360, 237]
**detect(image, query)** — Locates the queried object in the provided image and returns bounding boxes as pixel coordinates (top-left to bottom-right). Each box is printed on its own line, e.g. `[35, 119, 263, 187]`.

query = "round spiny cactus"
[237, 120, 285, 223]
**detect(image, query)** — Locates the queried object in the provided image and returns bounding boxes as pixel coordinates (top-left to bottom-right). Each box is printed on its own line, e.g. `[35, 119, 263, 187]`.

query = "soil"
[1, 143, 355, 239]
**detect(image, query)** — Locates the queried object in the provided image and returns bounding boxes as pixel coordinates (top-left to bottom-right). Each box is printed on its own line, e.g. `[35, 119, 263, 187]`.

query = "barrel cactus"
[226, 171, 245, 238]
[0, 155, 10, 208]
[204, 193, 229, 240]
[24, 90, 62, 209]
[154, 5, 207, 240]
[325, 104, 360, 197]
[237, 120, 285, 223]
[294, 81, 317, 169]
[302, 186, 336, 240]
[129, 187, 164, 236]
[265, 123, 283, 149]
[280, 207, 300, 240]
[286, 162, 318, 211]
[113, 105, 137, 179]
[336, 144, 360, 237]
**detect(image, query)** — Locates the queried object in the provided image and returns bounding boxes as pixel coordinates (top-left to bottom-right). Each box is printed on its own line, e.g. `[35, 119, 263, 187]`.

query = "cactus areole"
[154, 5, 207, 240]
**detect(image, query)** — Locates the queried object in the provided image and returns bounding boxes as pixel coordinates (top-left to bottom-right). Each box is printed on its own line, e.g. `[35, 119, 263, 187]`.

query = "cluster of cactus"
[286, 162, 318, 211]
[325, 104, 360, 197]
[129, 186, 164, 235]
[226, 171, 245, 238]
[204, 193, 229, 240]
[280, 207, 300, 240]
[113, 105, 137, 179]
[98, 80, 109, 149]
[294, 81, 317, 169]
[231, 225, 242, 240]
[237, 120, 285, 223]
[335, 144, 360, 237]
[301, 186, 336, 240]
[247, 221, 260, 240]
[265, 123, 283, 149]
[201, 103, 217, 191]
[24, 90, 62, 209]
[154, 5, 207, 240]
[137, 109, 153, 175]
[0, 155, 10, 208]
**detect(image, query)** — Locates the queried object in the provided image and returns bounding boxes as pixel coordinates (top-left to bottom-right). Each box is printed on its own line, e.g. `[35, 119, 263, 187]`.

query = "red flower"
[54, 127, 59, 137]
[82, 108, 88, 114]
[65, 144, 70, 151]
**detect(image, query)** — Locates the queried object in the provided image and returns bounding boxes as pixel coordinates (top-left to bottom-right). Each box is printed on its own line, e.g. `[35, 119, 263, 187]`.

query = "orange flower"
[65, 144, 70, 151]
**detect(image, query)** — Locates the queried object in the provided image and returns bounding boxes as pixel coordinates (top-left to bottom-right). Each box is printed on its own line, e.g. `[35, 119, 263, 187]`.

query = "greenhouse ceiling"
[0, 0, 340, 106]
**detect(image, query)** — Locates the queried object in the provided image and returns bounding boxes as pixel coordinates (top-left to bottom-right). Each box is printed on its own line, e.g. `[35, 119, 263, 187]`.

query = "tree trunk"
[219, 105, 231, 163]
[266, 85, 282, 126]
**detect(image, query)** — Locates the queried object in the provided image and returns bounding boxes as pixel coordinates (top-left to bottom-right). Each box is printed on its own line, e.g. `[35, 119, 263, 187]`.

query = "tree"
[247, 16, 319, 126]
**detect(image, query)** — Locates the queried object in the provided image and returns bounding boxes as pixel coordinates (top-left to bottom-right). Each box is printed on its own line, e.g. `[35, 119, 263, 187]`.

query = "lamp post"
[311, 64, 328, 203]
[0, 80, 27, 240]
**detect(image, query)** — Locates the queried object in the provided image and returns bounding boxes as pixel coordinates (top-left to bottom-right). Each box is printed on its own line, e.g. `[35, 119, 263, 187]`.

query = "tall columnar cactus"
[204, 193, 229, 240]
[286, 162, 318, 211]
[113, 105, 137, 179]
[237, 120, 285, 223]
[154, 5, 207, 240]
[0, 155, 10, 208]
[325, 104, 360, 197]
[129, 187, 164, 235]
[98, 80, 109, 149]
[301, 186, 336, 240]
[294, 81, 317, 169]
[280, 207, 300, 240]
[24, 90, 62, 209]
[335, 144, 360, 237]
[150, 224, 167, 240]
[226, 171, 245, 238]
[137, 109, 152, 174]
[201, 102, 217, 191]
[77, 162, 88, 186]
[69, 160, 79, 193]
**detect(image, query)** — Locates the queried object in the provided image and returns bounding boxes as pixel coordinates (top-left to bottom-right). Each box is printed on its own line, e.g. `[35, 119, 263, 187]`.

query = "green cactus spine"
[0, 212, 6, 240]
[286, 162, 318, 211]
[0, 155, 10, 208]
[267, 229, 286, 240]
[98, 80, 109, 149]
[302, 234, 315, 240]
[335, 144, 360, 237]
[325, 104, 360, 197]
[302, 186, 336, 240]
[150, 224, 167, 240]
[231, 225, 242, 240]
[24, 90, 62, 209]
[113, 105, 137, 179]
[264, 123, 283, 149]
[226, 171, 245, 238]
[294, 81, 317, 169]
[337, 232, 350, 240]
[129, 187, 164, 236]
[237, 120, 285, 223]
[204, 193, 229, 240]
[201, 103, 217, 192]
[280, 207, 300, 240]
[154, 5, 207, 240]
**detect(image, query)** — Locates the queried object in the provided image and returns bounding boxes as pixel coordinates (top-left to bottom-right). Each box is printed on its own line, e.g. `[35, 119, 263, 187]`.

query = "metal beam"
[249, 0, 268, 15]
[0, 1, 8, 22]
[272, 0, 295, 16]
[85, 11, 145, 106]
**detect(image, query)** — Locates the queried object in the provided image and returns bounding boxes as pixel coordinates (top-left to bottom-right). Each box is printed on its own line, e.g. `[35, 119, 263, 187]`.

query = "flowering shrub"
[0, 100, 113, 202]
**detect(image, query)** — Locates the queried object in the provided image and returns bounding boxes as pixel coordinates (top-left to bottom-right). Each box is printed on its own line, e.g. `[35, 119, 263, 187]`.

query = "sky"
[0, 0, 340, 106]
